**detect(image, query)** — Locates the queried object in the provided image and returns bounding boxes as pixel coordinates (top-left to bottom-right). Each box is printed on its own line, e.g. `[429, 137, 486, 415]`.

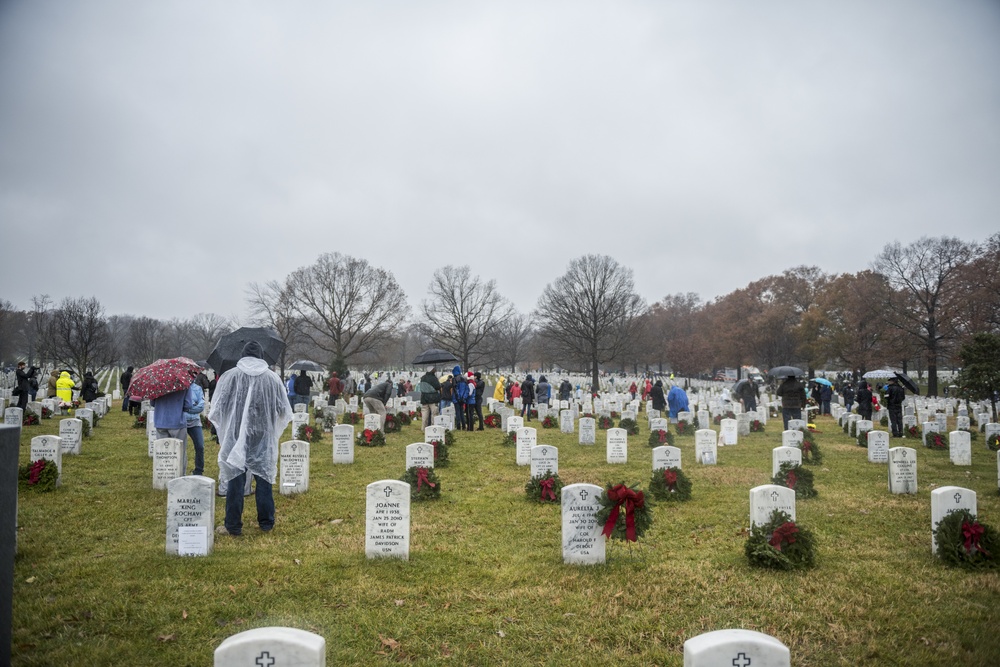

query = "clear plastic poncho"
[209, 357, 293, 489]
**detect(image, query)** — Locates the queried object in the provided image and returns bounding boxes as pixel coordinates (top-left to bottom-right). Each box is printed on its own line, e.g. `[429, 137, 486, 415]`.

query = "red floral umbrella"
[128, 357, 201, 401]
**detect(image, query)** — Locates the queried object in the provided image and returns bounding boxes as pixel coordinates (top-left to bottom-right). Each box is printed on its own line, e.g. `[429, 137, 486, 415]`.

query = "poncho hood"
[236, 356, 270, 377]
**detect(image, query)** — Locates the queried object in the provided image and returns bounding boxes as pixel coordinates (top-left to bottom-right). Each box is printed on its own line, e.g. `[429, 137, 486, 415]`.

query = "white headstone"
[922, 421, 939, 447]
[697, 410, 710, 428]
[75, 408, 94, 430]
[291, 412, 310, 438]
[888, 447, 917, 494]
[146, 408, 157, 457]
[736, 412, 751, 437]
[152, 438, 185, 490]
[59, 418, 82, 455]
[949, 430, 972, 465]
[279, 440, 310, 494]
[516, 427, 536, 466]
[406, 442, 435, 469]
[507, 415, 524, 434]
[652, 445, 682, 470]
[424, 425, 446, 443]
[364, 413, 382, 432]
[530, 445, 559, 477]
[606, 427, 628, 463]
[781, 430, 803, 448]
[695, 429, 717, 465]
[365, 480, 410, 560]
[931, 486, 976, 554]
[4, 407, 21, 426]
[984, 423, 1000, 448]
[683, 629, 790, 667]
[561, 483, 606, 565]
[578, 417, 596, 445]
[771, 447, 802, 477]
[787, 419, 806, 432]
[332, 424, 354, 464]
[649, 417, 668, 432]
[166, 475, 215, 556]
[559, 410, 574, 433]
[214, 627, 326, 667]
[749, 484, 796, 528]
[30, 435, 62, 485]
[868, 431, 890, 463]
[720, 418, 738, 446]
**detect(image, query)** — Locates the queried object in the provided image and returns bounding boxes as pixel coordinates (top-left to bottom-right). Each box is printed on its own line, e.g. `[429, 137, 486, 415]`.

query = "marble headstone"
[578, 417, 596, 445]
[166, 475, 215, 556]
[695, 429, 717, 465]
[750, 484, 796, 527]
[365, 480, 410, 560]
[30, 435, 62, 485]
[406, 442, 435, 469]
[931, 486, 976, 554]
[949, 430, 971, 466]
[279, 440, 310, 494]
[530, 445, 559, 477]
[606, 427, 627, 463]
[59, 418, 82, 455]
[868, 431, 890, 463]
[771, 447, 802, 477]
[561, 483, 606, 565]
[332, 424, 354, 464]
[652, 445, 681, 470]
[214, 627, 326, 667]
[888, 447, 917, 494]
[684, 629, 790, 667]
[152, 438, 185, 490]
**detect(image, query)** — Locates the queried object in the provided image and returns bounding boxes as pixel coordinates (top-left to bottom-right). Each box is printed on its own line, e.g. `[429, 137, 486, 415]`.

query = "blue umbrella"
[813, 378, 833, 387]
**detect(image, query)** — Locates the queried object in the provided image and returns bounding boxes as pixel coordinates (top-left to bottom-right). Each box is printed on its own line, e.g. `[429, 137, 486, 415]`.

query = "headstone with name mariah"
[166, 475, 215, 556]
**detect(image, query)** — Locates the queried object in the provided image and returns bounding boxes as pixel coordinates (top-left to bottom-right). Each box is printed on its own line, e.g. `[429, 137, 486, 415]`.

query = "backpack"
[454, 379, 469, 403]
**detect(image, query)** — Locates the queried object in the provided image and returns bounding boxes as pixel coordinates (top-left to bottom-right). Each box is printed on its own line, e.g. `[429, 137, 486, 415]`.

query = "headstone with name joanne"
[652, 445, 681, 470]
[931, 486, 976, 554]
[683, 629, 790, 667]
[59, 418, 82, 455]
[406, 442, 435, 469]
[578, 417, 596, 445]
[695, 429, 717, 465]
[868, 431, 890, 462]
[530, 445, 558, 477]
[332, 424, 354, 464]
[750, 484, 796, 527]
[606, 427, 627, 463]
[30, 435, 62, 485]
[152, 438, 185, 490]
[365, 480, 410, 560]
[214, 627, 326, 667]
[888, 447, 917, 494]
[166, 475, 215, 556]
[279, 440, 310, 494]
[561, 483, 605, 565]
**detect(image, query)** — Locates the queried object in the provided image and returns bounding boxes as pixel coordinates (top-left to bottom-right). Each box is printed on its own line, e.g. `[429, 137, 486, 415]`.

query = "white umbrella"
[862, 368, 898, 379]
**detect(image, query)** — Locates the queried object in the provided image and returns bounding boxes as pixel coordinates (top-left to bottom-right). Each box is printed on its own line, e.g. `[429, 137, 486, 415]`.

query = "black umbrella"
[208, 327, 285, 374]
[732, 379, 748, 395]
[289, 359, 324, 372]
[893, 371, 919, 394]
[411, 348, 458, 365]
[767, 366, 804, 378]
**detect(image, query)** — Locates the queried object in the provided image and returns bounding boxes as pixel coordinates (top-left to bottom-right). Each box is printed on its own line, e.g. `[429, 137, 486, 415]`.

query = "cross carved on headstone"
[384, 487, 393, 498]
[256, 651, 276, 667]
[770, 491, 779, 502]
[954, 492, 963, 504]
[732, 652, 752, 667]
[579, 490, 589, 501]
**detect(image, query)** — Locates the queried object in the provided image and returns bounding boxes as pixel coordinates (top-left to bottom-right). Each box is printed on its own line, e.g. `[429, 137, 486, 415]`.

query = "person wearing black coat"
[473, 371, 486, 430]
[80, 371, 100, 402]
[650, 380, 667, 412]
[520, 375, 536, 421]
[856, 383, 873, 420]
[120, 366, 134, 412]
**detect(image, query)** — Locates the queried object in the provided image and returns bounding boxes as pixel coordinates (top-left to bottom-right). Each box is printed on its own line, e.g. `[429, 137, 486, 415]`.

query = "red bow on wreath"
[769, 521, 798, 551]
[430, 440, 439, 459]
[657, 430, 667, 443]
[539, 477, 556, 501]
[601, 484, 645, 542]
[28, 459, 47, 485]
[416, 467, 436, 490]
[663, 469, 677, 490]
[363, 429, 374, 443]
[785, 470, 797, 489]
[962, 520, 990, 556]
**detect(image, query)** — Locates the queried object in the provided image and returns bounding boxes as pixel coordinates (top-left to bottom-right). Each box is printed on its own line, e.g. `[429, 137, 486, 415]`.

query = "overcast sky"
[2, 0, 998, 323]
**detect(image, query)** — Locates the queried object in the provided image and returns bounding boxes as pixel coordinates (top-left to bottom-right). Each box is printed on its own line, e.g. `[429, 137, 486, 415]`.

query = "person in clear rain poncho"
[209, 341, 293, 536]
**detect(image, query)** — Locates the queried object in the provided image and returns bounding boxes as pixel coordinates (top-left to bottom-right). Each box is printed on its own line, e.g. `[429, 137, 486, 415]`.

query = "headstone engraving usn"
[365, 480, 410, 560]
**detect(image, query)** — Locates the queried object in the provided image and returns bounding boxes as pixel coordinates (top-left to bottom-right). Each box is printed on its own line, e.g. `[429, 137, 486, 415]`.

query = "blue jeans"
[186, 424, 204, 476]
[225, 471, 274, 535]
[782, 407, 801, 430]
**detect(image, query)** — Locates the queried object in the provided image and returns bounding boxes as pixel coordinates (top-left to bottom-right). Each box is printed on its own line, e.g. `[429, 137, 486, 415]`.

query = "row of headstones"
[211, 626, 792, 666]
[5, 401, 103, 428]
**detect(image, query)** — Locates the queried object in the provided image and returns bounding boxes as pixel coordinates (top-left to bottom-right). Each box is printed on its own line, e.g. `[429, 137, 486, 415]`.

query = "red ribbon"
[657, 430, 667, 443]
[663, 469, 677, 490]
[769, 522, 798, 551]
[29, 459, 46, 485]
[962, 520, 990, 556]
[539, 477, 556, 501]
[416, 467, 435, 490]
[363, 429, 374, 443]
[430, 440, 439, 460]
[601, 484, 645, 542]
[786, 470, 797, 489]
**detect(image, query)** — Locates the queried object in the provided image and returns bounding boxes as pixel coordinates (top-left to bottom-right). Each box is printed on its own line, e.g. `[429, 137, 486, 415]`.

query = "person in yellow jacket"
[493, 376, 506, 402]
[56, 371, 76, 403]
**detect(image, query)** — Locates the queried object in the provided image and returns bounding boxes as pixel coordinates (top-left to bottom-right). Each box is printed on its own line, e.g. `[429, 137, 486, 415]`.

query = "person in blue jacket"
[666, 383, 690, 423]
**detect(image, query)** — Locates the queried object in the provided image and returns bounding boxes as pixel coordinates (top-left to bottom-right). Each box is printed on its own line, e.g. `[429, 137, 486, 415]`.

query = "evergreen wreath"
[750, 419, 765, 433]
[401, 466, 441, 501]
[81, 419, 92, 438]
[925, 431, 949, 450]
[294, 424, 324, 443]
[597, 416, 615, 430]
[595, 482, 653, 542]
[649, 466, 691, 501]
[484, 414, 501, 428]
[524, 471, 563, 502]
[341, 411, 361, 425]
[133, 414, 147, 429]
[541, 415, 558, 429]
[383, 413, 401, 433]
[356, 428, 386, 447]
[648, 429, 675, 447]
[501, 430, 517, 447]
[906, 424, 921, 439]
[856, 429, 874, 448]
[691, 415, 700, 429]
[396, 411, 412, 426]
[426, 436, 451, 467]
[772, 462, 817, 498]
[22, 414, 39, 427]
[618, 418, 639, 435]
[713, 411, 736, 425]
[19, 459, 58, 492]
[800, 436, 823, 465]
[41, 406, 52, 419]
[933, 509, 997, 569]
[986, 434, 1000, 452]
[675, 419, 693, 435]
[322, 413, 337, 432]
[842, 421, 850, 435]
[745, 510, 816, 570]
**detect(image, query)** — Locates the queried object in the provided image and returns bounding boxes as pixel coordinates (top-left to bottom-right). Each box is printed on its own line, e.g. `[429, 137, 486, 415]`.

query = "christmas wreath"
[426, 437, 450, 467]
[401, 466, 441, 501]
[987, 434, 1000, 451]
[906, 424, 921, 439]
[772, 462, 817, 498]
[529, 408, 538, 418]
[750, 419, 765, 433]
[934, 509, 997, 569]
[295, 424, 324, 443]
[133, 414, 147, 429]
[610, 411, 621, 419]
[383, 413, 401, 433]
[41, 406, 52, 419]
[842, 421, 850, 435]
[541, 415, 558, 429]
[322, 413, 337, 431]
[880, 415, 889, 427]
[649, 467, 691, 502]
[525, 471, 563, 503]
[341, 411, 361, 425]
[501, 430, 517, 447]
[356, 428, 386, 447]
[597, 416, 614, 430]
[675, 419, 692, 435]
[800, 437, 823, 465]
[484, 414, 501, 429]
[745, 510, 816, 570]
[19, 459, 58, 492]
[648, 429, 675, 447]
[595, 482, 653, 542]
[72, 400, 81, 409]
[396, 411, 412, 426]
[618, 418, 639, 436]
[22, 414, 39, 427]
[691, 415, 700, 429]
[81, 419, 92, 438]
[925, 431, 949, 450]
[713, 410, 736, 425]
[856, 429, 873, 448]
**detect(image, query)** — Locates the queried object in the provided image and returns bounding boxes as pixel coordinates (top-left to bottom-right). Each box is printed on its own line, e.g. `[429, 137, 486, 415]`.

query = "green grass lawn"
[11, 406, 1000, 666]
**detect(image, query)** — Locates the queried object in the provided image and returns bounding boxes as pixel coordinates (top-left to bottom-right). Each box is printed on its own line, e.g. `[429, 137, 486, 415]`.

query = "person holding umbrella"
[856, 382, 873, 420]
[776, 375, 807, 430]
[210, 341, 292, 536]
[418, 367, 441, 428]
[886, 376, 906, 437]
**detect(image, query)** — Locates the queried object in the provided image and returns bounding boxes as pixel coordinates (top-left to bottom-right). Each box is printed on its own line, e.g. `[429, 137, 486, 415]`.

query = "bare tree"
[420, 265, 514, 370]
[246, 279, 307, 378]
[121, 316, 172, 367]
[488, 312, 532, 372]
[873, 236, 976, 396]
[285, 252, 410, 370]
[647, 293, 712, 377]
[533, 255, 646, 392]
[44, 296, 117, 377]
[181, 313, 231, 362]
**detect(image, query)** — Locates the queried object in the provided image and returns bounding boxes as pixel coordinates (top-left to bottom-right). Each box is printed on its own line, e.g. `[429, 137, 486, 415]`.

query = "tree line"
[1, 234, 997, 396]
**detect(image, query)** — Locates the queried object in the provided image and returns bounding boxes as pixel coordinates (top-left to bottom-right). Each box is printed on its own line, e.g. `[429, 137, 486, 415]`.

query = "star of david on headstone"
[954, 492, 963, 504]
[384, 487, 393, 498]
[256, 651, 276, 667]
[732, 652, 751, 667]
[579, 490, 589, 501]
